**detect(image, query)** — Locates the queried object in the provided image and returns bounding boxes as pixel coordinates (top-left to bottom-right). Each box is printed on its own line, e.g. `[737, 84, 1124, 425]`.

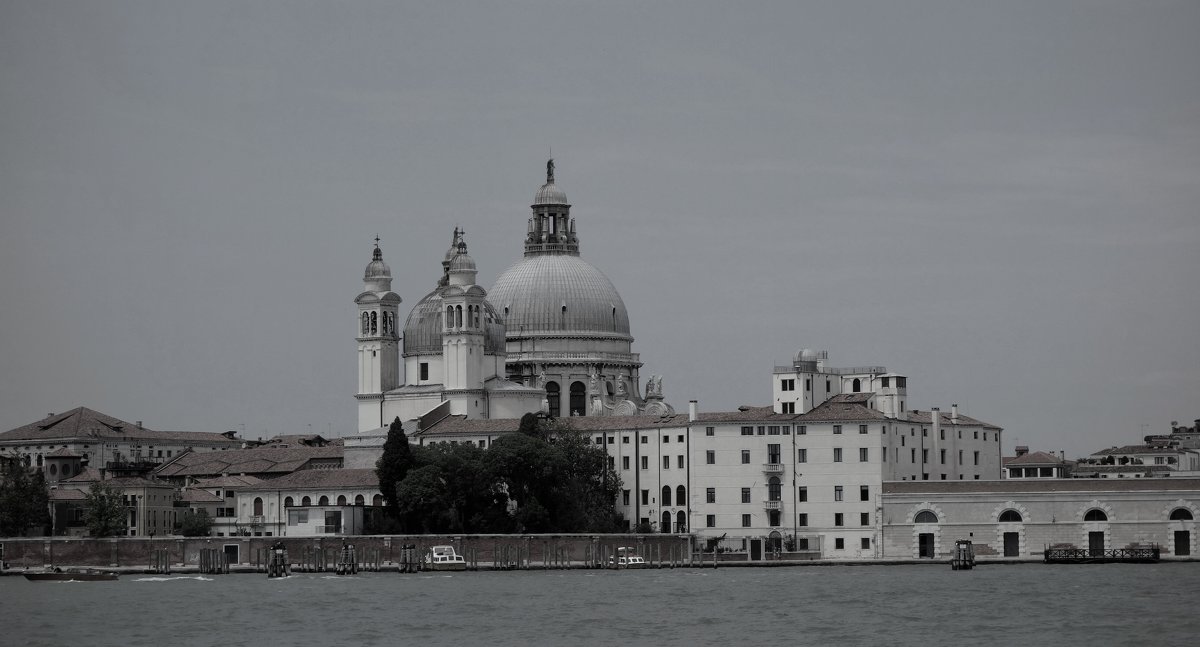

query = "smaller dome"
[534, 181, 569, 206]
[448, 250, 476, 273]
[364, 245, 391, 281]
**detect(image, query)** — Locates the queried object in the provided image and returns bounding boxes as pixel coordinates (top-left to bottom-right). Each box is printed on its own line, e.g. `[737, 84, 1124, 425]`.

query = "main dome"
[489, 255, 631, 337]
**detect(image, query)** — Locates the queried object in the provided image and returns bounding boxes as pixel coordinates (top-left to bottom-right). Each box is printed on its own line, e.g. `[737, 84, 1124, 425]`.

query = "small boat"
[610, 547, 646, 569]
[24, 568, 118, 582]
[425, 545, 467, 571]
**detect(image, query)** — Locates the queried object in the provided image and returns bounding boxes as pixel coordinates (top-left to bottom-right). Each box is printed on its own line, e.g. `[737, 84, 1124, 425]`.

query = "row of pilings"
[5, 534, 701, 574]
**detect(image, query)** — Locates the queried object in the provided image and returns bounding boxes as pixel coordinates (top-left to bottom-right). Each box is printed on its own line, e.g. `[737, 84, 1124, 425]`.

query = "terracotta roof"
[884, 478, 1200, 495]
[45, 447, 82, 458]
[48, 487, 87, 501]
[1091, 445, 1193, 456]
[1004, 451, 1067, 466]
[244, 468, 380, 490]
[191, 475, 264, 489]
[798, 398, 889, 423]
[0, 407, 242, 445]
[154, 445, 343, 478]
[179, 489, 223, 503]
[60, 467, 103, 483]
[904, 409, 1001, 430]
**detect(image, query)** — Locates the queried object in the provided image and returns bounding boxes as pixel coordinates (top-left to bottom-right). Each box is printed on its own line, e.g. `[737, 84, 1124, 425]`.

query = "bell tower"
[440, 229, 487, 415]
[355, 238, 401, 430]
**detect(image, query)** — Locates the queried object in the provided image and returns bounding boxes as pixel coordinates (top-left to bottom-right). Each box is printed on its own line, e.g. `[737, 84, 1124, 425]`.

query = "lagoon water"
[4, 563, 1199, 647]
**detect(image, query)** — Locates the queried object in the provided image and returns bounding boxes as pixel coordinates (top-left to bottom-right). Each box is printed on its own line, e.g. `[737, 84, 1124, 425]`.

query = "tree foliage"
[390, 416, 623, 534]
[0, 463, 50, 537]
[178, 509, 213, 537]
[375, 417, 413, 517]
[83, 482, 126, 538]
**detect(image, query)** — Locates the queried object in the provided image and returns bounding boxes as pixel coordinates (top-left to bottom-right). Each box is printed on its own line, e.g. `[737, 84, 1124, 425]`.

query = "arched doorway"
[570, 381, 586, 416]
[660, 511, 671, 533]
[676, 510, 686, 533]
[546, 381, 560, 417]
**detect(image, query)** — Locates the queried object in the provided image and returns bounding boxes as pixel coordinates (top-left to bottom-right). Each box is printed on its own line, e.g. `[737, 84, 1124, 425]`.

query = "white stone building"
[881, 479, 1200, 559]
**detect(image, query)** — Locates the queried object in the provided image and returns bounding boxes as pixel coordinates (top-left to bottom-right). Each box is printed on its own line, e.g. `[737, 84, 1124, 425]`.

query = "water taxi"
[426, 545, 467, 571]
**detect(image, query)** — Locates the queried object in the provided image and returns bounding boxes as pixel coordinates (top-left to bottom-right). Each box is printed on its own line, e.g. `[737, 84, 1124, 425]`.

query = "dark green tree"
[375, 417, 414, 520]
[83, 482, 126, 538]
[0, 463, 50, 537]
[178, 509, 213, 536]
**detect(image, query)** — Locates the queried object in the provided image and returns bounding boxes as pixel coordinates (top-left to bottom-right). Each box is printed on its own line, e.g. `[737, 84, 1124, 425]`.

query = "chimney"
[950, 404, 958, 424]
[136, 421, 143, 429]
[689, 400, 698, 422]
[931, 407, 941, 440]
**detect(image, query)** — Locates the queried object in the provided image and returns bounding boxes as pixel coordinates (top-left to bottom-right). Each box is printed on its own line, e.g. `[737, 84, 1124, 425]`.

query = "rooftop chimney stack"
[931, 407, 941, 449]
[689, 400, 698, 422]
[951, 404, 958, 424]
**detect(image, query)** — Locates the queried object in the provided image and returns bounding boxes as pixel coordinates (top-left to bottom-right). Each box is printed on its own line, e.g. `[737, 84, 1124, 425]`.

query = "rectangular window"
[622, 490, 630, 505]
[973, 451, 979, 465]
[859, 447, 869, 462]
[974, 431, 979, 439]
[606, 455, 613, 468]
[835, 513, 844, 527]
[797, 448, 807, 463]
[798, 425, 806, 435]
[677, 455, 684, 468]
[940, 449, 946, 465]
[834, 486, 843, 502]
[860, 485, 869, 501]
[623, 436, 630, 444]
[706, 515, 716, 528]
[741, 488, 751, 503]
[781, 378, 795, 391]
[922, 449, 928, 463]
[663, 456, 670, 469]
[767, 443, 781, 464]
[901, 435, 905, 447]
[922, 428, 928, 437]
[757, 426, 766, 436]
[705, 426, 715, 436]
[861, 537, 871, 549]
[782, 402, 795, 414]
[706, 450, 715, 465]
[806, 379, 811, 391]
[835, 538, 844, 550]
[833, 425, 842, 434]
[833, 448, 843, 462]
[419, 362, 429, 380]
[641, 490, 649, 505]
[798, 486, 807, 502]
[663, 435, 669, 443]
[595, 436, 603, 444]
[706, 488, 716, 503]
[768, 425, 781, 435]
[678, 435, 684, 443]
[741, 450, 751, 464]
[741, 426, 754, 436]
[641, 456, 648, 470]
[798, 513, 808, 527]
[641, 435, 647, 443]
[859, 424, 868, 434]
[741, 514, 752, 528]
[940, 429, 945, 440]
[860, 512, 870, 526]
[622, 456, 630, 470]
[959, 449, 963, 463]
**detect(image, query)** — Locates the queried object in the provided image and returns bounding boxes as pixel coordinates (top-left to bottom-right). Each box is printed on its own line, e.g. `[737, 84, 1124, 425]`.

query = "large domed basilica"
[355, 161, 672, 432]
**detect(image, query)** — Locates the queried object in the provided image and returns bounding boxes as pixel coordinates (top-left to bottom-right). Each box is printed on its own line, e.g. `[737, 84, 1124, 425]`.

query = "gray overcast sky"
[2, 1, 1197, 457]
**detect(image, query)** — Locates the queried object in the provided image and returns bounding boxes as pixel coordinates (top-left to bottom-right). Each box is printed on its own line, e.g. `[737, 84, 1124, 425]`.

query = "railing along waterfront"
[1043, 545, 1160, 563]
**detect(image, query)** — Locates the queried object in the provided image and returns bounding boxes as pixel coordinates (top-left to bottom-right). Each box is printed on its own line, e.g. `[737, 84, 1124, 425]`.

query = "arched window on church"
[370, 311, 377, 335]
[446, 306, 454, 329]
[570, 381, 586, 416]
[546, 381, 561, 417]
[852, 378, 861, 393]
[455, 305, 463, 328]
[361, 312, 370, 334]
[473, 305, 481, 328]
[284, 497, 293, 508]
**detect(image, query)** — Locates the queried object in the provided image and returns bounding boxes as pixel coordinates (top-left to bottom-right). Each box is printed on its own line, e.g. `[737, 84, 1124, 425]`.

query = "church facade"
[355, 161, 673, 434]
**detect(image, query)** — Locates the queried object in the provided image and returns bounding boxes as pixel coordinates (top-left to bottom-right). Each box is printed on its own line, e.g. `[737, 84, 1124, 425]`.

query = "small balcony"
[250, 515, 265, 526]
[763, 500, 782, 511]
[763, 462, 784, 475]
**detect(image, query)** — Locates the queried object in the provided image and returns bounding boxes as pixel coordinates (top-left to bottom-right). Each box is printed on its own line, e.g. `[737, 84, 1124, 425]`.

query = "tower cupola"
[525, 158, 579, 256]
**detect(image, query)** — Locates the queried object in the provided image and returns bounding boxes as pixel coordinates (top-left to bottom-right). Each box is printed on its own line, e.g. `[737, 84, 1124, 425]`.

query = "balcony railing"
[763, 463, 784, 474]
[250, 515, 265, 526]
[763, 500, 782, 511]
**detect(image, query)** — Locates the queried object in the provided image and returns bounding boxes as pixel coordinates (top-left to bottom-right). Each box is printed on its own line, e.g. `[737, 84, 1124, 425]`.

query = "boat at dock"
[23, 568, 118, 582]
[426, 545, 467, 571]
[610, 547, 646, 569]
